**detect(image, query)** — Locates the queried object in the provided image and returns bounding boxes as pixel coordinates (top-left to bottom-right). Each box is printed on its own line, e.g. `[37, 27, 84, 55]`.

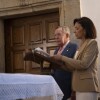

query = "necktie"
[57, 47, 63, 54]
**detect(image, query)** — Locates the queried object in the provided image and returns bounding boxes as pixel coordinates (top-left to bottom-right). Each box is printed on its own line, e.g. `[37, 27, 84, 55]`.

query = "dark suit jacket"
[52, 42, 77, 100]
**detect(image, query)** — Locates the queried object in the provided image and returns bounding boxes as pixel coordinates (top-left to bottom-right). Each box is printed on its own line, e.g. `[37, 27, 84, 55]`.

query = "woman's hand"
[50, 54, 62, 61]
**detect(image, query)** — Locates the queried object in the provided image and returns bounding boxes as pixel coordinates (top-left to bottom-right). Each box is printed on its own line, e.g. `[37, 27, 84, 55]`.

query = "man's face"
[54, 28, 66, 46]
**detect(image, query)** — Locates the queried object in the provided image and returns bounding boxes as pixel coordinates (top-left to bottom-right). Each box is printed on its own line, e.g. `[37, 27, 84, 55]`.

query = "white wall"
[80, 0, 100, 96]
[80, 0, 100, 38]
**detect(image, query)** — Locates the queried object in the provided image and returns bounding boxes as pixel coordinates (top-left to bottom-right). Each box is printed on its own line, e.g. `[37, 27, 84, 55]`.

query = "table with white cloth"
[0, 73, 63, 100]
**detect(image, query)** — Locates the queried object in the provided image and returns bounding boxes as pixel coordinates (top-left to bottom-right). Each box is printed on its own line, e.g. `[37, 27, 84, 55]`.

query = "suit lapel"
[61, 42, 71, 55]
[54, 47, 60, 55]
[54, 42, 71, 55]
[76, 39, 91, 59]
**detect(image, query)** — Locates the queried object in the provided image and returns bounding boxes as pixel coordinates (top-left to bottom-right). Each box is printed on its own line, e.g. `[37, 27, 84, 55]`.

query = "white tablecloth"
[0, 73, 63, 100]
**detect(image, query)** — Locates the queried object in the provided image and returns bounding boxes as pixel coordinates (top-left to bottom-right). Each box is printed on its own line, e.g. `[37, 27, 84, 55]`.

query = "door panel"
[5, 12, 59, 74]
[28, 22, 42, 44]
[11, 25, 25, 46]
[12, 50, 25, 73]
[45, 18, 59, 42]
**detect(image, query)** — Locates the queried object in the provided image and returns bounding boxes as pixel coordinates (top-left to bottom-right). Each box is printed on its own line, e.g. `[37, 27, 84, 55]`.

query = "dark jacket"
[52, 42, 77, 100]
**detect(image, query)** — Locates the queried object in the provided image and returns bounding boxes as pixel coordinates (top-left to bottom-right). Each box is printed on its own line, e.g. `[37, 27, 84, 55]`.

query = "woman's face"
[74, 22, 85, 39]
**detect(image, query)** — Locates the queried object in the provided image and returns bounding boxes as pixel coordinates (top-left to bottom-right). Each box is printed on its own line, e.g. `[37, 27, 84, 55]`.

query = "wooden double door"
[4, 12, 59, 74]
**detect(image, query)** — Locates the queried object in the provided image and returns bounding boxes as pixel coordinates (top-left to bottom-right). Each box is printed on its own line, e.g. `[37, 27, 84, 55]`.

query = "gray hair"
[57, 26, 70, 35]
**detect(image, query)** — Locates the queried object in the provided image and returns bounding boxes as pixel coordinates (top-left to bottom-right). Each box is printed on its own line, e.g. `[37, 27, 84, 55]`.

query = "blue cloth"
[52, 42, 78, 100]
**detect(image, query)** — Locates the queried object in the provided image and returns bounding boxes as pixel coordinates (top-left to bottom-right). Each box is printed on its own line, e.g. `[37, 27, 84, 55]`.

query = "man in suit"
[51, 26, 77, 100]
